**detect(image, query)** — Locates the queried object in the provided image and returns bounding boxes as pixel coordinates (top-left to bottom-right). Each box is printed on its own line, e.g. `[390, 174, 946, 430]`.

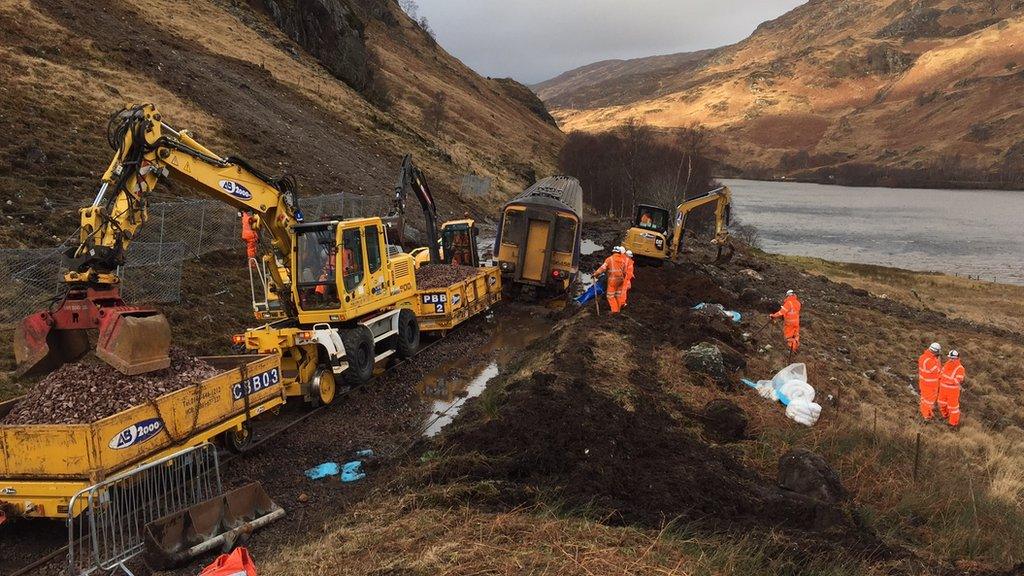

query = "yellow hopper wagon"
[0, 355, 283, 520]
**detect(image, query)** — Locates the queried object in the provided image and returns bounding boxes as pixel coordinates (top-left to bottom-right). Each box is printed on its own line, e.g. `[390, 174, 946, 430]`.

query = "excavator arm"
[386, 154, 441, 264]
[15, 104, 303, 377]
[668, 186, 732, 261]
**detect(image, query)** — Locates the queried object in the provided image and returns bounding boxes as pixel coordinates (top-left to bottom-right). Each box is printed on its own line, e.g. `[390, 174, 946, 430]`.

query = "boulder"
[778, 449, 846, 504]
[685, 342, 728, 386]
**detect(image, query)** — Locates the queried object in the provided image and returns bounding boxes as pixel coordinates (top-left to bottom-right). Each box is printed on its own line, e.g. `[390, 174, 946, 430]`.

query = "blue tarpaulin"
[576, 274, 607, 305]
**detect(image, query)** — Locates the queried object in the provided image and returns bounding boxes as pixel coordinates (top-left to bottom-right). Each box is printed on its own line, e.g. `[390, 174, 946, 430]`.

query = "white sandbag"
[786, 399, 822, 427]
[779, 380, 815, 404]
[772, 363, 808, 390]
[755, 382, 775, 400]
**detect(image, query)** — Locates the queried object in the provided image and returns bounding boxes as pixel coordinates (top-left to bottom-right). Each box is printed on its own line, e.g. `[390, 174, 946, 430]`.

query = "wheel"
[223, 424, 253, 454]
[341, 326, 375, 387]
[396, 308, 420, 359]
[309, 367, 337, 407]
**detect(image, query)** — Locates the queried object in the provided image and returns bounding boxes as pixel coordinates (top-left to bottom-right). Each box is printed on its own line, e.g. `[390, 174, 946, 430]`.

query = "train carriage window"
[501, 210, 524, 245]
[554, 216, 576, 253]
[342, 228, 364, 293]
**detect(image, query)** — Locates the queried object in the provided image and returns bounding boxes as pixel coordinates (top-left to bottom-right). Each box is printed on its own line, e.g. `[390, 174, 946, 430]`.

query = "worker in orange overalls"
[623, 249, 636, 306]
[240, 212, 258, 265]
[315, 247, 337, 296]
[770, 289, 802, 354]
[937, 350, 966, 428]
[594, 246, 630, 314]
[917, 342, 942, 420]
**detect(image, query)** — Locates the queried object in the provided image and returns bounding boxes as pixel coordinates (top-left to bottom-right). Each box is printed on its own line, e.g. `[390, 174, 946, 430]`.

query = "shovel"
[143, 482, 284, 570]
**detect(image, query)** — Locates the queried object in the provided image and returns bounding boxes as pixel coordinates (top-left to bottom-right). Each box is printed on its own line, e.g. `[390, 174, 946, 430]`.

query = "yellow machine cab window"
[635, 204, 670, 233]
[296, 223, 341, 311]
[342, 227, 365, 293]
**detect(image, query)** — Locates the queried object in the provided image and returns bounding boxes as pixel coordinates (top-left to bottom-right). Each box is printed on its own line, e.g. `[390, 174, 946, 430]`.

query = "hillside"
[540, 0, 1024, 186]
[0, 0, 564, 248]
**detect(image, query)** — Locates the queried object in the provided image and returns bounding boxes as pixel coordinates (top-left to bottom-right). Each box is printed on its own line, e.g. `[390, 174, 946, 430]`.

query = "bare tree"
[399, 0, 418, 19]
[618, 118, 655, 217]
[422, 90, 448, 134]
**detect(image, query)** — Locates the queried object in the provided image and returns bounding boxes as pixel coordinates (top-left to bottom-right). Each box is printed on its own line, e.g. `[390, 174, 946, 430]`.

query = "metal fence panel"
[68, 443, 222, 576]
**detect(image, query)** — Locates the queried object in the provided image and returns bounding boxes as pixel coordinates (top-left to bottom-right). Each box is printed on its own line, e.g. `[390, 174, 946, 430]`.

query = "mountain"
[539, 0, 1024, 185]
[0, 0, 564, 247]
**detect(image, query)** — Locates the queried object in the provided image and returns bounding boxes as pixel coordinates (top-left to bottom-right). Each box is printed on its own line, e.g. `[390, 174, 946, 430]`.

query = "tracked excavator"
[15, 104, 421, 383]
[385, 154, 480, 268]
[622, 186, 733, 266]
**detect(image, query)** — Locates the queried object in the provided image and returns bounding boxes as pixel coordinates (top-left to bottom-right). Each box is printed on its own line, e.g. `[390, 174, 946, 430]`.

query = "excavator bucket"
[14, 295, 171, 378]
[14, 312, 91, 378]
[95, 309, 172, 375]
[143, 483, 285, 570]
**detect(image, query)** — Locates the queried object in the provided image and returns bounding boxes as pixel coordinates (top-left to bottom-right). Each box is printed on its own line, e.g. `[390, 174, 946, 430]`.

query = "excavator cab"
[411, 220, 481, 268]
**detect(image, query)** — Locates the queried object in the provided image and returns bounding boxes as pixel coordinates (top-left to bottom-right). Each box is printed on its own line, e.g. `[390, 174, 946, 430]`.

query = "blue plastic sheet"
[305, 462, 340, 480]
[341, 461, 366, 483]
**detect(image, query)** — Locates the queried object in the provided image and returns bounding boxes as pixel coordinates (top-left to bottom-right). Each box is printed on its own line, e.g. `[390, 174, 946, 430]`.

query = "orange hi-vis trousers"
[938, 384, 961, 426]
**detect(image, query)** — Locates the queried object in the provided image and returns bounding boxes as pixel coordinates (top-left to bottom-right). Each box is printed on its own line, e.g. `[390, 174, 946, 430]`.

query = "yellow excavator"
[386, 154, 480, 269]
[15, 104, 422, 383]
[621, 186, 733, 265]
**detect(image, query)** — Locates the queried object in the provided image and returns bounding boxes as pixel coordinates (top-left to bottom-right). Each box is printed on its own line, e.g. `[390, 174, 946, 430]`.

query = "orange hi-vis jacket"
[939, 359, 965, 390]
[918, 351, 941, 388]
[771, 295, 802, 328]
[240, 213, 258, 260]
[596, 253, 630, 285]
[625, 257, 635, 290]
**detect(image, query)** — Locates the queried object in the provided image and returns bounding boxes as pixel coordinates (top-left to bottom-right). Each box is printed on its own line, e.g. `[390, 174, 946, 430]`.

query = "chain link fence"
[0, 193, 380, 327]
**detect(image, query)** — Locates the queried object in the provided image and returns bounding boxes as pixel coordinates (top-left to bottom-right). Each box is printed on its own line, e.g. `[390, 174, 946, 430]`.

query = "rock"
[415, 264, 482, 289]
[741, 268, 763, 281]
[778, 449, 846, 504]
[701, 399, 748, 443]
[685, 342, 728, 386]
[262, 0, 371, 92]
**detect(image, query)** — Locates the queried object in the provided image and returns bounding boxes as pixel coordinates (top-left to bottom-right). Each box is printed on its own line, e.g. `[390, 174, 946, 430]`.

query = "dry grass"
[775, 254, 1024, 334]
[261, 487, 876, 576]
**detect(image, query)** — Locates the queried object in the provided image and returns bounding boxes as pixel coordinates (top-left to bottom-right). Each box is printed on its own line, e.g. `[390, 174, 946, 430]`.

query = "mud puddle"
[417, 305, 550, 436]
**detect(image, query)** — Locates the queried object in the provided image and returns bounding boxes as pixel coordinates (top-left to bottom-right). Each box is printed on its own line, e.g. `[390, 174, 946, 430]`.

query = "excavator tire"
[341, 326, 375, 387]
[396, 308, 420, 359]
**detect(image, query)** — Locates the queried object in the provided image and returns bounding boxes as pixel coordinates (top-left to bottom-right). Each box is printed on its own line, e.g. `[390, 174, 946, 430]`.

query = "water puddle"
[421, 362, 498, 437]
[417, 306, 549, 437]
[580, 239, 604, 256]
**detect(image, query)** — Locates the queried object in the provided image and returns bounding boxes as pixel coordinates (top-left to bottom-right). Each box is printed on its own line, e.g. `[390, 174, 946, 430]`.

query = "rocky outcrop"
[492, 78, 558, 127]
[262, 0, 371, 91]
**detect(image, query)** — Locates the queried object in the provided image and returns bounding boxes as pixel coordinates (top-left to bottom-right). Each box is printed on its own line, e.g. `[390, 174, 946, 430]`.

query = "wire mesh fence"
[0, 193, 380, 327]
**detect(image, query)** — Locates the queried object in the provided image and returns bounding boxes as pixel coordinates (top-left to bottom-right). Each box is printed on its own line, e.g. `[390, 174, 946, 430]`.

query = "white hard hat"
[948, 350, 959, 359]
[626, 250, 634, 258]
[786, 290, 795, 296]
[929, 342, 941, 353]
[613, 246, 625, 254]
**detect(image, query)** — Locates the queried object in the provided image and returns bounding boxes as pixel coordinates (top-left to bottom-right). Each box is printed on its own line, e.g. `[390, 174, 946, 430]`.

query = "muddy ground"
[5, 223, 1024, 575]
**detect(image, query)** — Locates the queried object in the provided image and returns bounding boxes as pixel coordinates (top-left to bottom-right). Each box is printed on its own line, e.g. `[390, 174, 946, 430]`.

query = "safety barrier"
[67, 443, 222, 576]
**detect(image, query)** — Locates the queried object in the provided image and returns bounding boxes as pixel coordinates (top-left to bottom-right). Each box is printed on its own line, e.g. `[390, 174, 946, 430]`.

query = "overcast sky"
[411, 0, 806, 84]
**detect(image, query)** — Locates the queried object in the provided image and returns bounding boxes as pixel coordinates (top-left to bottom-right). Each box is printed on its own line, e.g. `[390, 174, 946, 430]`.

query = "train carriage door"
[522, 219, 550, 282]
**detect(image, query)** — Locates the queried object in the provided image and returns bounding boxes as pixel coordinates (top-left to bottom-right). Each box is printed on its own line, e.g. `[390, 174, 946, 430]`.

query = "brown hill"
[540, 0, 1024, 186]
[0, 0, 564, 247]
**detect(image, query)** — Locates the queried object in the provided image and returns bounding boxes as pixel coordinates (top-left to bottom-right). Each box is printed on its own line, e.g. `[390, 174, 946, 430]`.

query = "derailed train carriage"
[494, 176, 583, 296]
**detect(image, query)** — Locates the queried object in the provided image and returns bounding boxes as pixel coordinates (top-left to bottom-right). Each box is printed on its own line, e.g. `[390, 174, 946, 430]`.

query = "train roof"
[505, 176, 583, 217]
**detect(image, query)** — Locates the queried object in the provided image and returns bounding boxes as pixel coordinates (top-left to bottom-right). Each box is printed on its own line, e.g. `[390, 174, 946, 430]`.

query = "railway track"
[5, 333, 454, 576]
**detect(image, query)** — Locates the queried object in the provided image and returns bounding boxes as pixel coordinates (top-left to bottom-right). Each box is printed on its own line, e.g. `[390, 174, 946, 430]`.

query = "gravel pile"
[416, 264, 481, 289]
[1, 348, 219, 426]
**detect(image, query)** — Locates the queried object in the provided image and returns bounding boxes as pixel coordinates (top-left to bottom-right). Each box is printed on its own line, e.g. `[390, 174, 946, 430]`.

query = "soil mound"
[1, 348, 217, 425]
[701, 399, 748, 443]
